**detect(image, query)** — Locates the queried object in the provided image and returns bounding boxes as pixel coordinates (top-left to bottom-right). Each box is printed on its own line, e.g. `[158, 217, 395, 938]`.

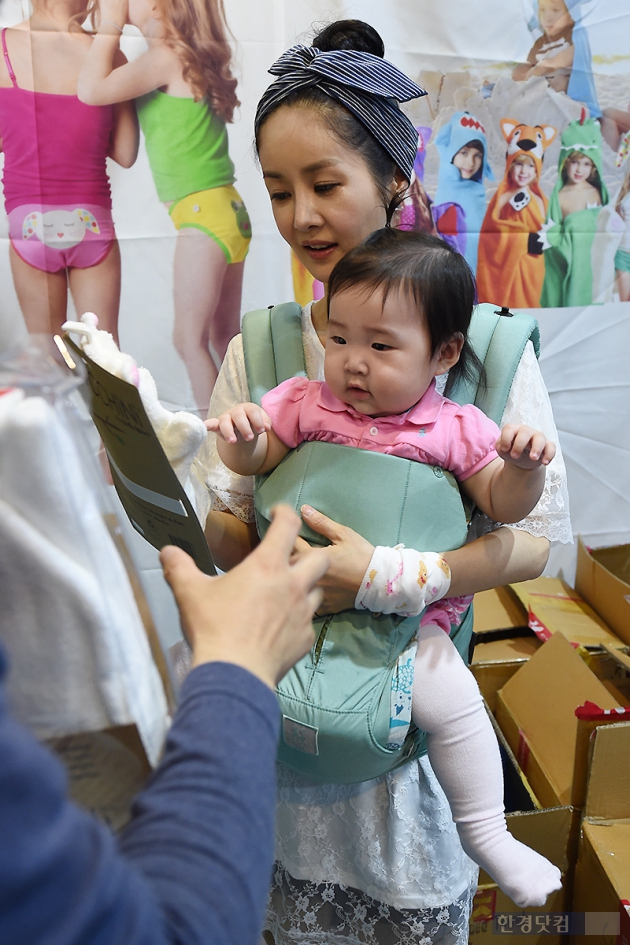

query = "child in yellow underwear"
[78, 0, 251, 414]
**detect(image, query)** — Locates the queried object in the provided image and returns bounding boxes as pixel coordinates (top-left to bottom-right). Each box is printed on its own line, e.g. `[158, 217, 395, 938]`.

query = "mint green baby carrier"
[242, 302, 540, 784]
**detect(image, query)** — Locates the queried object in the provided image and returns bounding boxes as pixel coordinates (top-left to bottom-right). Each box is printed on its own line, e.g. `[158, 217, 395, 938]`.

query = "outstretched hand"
[205, 403, 272, 444]
[495, 424, 556, 471]
[160, 505, 330, 689]
[289, 505, 374, 615]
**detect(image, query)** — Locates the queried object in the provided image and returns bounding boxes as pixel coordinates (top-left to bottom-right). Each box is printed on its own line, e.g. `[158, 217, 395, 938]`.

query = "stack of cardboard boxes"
[468, 538, 630, 942]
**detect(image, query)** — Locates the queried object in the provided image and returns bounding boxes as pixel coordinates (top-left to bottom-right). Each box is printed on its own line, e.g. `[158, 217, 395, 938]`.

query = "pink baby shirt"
[261, 376, 501, 481]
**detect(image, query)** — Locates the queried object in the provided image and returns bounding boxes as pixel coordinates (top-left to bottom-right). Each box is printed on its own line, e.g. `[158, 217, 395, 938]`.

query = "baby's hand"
[496, 424, 556, 470]
[205, 403, 272, 445]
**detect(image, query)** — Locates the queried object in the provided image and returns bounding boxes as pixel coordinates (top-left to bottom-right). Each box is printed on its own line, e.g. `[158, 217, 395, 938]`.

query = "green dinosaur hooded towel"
[540, 117, 609, 307]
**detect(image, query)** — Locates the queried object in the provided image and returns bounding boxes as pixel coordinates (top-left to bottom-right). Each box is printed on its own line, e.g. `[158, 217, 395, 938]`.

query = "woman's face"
[566, 154, 594, 184]
[257, 105, 395, 285]
[510, 158, 537, 188]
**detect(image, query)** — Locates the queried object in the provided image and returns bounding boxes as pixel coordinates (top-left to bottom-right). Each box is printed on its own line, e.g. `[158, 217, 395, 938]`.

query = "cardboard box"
[472, 634, 541, 715]
[473, 586, 530, 636]
[469, 700, 573, 945]
[509, 576, 621, 649]
[571, 721, 630, 945]
[469, 706, 573, 942]
[496, 632, 625, 810]
[575, 536, 630, 648]
[473, 638, 630, 942]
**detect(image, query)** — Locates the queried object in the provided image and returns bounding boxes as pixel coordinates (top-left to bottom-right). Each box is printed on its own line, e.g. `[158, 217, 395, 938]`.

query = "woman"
[191, 20, 571, 943]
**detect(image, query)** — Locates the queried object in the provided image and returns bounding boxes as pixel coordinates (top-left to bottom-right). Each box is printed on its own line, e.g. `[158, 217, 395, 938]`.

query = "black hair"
[453, 139, 485, 182]
[327, 227, 485, 393]
[255, 20, 405, 222]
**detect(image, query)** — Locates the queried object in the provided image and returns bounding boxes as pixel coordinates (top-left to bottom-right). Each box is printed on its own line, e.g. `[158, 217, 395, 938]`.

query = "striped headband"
[254, 44, 427, 182]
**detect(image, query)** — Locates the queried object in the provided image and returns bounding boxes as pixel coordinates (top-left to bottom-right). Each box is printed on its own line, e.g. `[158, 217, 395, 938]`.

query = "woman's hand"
[291, 505, 374, 614]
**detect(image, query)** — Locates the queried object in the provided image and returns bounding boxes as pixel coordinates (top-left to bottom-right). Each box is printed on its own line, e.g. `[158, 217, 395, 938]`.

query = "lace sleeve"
[190, 335, 256, 525]
[469, 341, 573, 544]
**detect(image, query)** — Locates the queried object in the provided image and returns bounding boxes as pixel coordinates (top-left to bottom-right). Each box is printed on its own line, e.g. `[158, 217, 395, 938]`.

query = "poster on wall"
[0, 0, 629, 559]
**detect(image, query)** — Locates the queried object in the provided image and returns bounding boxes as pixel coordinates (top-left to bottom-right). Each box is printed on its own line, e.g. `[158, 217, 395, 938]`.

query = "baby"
[210, 228, 562, 908]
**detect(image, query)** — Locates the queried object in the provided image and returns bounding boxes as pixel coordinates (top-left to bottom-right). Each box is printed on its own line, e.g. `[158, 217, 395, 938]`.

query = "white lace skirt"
[266, 757, 479, 944]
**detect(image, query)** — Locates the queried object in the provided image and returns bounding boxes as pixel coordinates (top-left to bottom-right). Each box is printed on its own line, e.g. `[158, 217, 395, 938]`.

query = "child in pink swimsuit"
[0, 6, 137, 338]
[208, 228, 562, 910]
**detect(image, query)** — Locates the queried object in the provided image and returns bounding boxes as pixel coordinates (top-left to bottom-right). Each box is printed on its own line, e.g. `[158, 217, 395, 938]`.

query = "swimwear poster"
[0, 0, 629, 573]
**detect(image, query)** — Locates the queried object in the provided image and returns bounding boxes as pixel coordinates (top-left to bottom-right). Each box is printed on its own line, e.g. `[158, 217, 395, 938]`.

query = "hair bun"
[312, 20, 385, 58]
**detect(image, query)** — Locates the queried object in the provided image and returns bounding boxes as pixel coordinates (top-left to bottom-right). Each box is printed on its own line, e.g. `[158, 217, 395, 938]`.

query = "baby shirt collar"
[317, 378, 445, 426]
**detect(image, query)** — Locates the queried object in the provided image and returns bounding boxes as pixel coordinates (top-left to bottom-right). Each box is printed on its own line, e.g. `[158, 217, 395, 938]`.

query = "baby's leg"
[411, 622, 561, 908]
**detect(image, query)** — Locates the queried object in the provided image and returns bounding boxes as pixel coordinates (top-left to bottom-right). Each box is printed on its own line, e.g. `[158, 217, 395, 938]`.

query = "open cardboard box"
[469, 694, 574, 941]
[471, 587, 542, 715]
[470, 575, 625, 716]
[495, 631, 630, 812]
[470, 634, 630, 941]
[469, 703, 573, 942]
[471, 629, 541, 715]
[570, 720, 630, 944]
[575, 536, 630, 648]
[508, 576, 621, 650]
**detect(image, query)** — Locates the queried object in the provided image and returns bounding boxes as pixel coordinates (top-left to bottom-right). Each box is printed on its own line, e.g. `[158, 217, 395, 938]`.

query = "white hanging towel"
[0, 388, 169, 767]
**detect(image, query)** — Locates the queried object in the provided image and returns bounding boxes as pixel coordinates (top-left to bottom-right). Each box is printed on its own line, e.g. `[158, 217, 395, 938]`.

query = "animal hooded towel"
[540, 116, 608, 307]
[477, 119, 556, 308]
[433, 111, 493, 273]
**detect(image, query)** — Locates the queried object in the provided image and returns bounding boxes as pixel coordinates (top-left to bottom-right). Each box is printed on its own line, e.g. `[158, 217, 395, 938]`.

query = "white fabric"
[191, 301, 572, 939]
[356, 547, 452, 616]
[0, 391, 169, 767]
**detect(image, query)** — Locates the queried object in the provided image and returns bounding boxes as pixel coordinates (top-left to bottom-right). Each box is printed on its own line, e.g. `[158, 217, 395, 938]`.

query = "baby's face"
[510, 158, 537, 188]
[325, 285, 443, 417]
[566, 154, 594, 184]
[452, 145, 483, 180]
[538, 0, 572, 35]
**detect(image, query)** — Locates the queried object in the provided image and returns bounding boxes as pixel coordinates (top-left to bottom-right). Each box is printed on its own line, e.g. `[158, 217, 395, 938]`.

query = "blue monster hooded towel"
[433, 111, 494, 273]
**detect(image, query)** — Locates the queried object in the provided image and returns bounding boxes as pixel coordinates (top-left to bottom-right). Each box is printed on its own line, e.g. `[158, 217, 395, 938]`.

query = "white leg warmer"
[411, 623, 562, 908]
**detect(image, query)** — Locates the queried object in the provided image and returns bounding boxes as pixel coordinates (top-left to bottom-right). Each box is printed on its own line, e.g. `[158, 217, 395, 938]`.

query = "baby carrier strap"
[241, 302, 305, 405]
[447, 302, 541, 423]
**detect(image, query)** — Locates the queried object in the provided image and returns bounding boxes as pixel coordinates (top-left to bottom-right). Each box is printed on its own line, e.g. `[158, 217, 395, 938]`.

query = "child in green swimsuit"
[79, 0, 251, 414]
[540, 116, 608, 307]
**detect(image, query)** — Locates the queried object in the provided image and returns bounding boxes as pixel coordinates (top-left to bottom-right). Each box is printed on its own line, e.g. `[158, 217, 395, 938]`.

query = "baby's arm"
[462, 424, 556, 525]
[78, 0, 178, 105]
[207, 404, 291, 476]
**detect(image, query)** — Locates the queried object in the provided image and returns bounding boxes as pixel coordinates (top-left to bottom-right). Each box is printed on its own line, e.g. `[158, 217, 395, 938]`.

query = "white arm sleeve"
[355, 546, 452, 616]
[468, 341, 572, 544]
[190, 334, 256, 526]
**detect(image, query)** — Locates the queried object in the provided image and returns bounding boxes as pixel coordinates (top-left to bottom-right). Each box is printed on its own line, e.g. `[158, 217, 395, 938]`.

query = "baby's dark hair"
[327, 228, 484, 392]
